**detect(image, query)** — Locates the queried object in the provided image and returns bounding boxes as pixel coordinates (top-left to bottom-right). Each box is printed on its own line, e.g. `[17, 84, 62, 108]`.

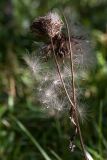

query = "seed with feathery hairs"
[30, 12, 64, 38]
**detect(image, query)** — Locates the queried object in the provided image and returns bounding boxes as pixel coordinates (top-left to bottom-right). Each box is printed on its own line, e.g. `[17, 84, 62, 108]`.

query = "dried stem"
[63, 14, 88, 160]
[50, 37, 74, 108]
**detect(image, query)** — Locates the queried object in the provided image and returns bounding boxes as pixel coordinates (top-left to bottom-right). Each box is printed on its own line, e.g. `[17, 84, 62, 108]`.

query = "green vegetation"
[0, 0, 107, 159]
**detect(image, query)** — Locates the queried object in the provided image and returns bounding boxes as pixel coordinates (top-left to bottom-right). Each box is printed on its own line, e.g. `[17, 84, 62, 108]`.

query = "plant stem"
[64, 15, 88, 160]
[50, 38, 74, 109]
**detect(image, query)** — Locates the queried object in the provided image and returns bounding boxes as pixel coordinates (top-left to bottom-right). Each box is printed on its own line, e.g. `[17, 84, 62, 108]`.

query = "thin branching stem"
[50, 37, 75, 109]
[63, 15, 88, 160]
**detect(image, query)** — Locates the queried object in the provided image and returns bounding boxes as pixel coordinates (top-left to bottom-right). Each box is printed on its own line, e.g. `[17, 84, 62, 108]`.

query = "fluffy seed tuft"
[24, 53, 41, 75]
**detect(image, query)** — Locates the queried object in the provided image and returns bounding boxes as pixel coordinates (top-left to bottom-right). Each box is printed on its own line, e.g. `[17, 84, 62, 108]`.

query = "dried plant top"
[25, 12, 95, 160]
[30, 12, 95, 69]
[31, 12, 63, 38]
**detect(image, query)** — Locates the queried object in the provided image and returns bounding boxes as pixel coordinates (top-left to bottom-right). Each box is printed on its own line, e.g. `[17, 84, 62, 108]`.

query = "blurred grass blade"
[85, 151, 93, 160]
[87, 147, 103, 159]
[50, 149, 63, 160]
[13, 117, 52, 160]
[96, 124, 107, 150]
[98, 101, 103, 158]
[0, 106, 7, 118]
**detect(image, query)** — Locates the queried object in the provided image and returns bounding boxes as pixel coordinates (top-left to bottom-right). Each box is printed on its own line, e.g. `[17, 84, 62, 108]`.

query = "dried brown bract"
[42, 33, 87, 59]
[31, 12, 63, 38]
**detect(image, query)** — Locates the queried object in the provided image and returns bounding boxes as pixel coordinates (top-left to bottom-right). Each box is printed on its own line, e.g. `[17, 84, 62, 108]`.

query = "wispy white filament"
[24, 54, 41, 75]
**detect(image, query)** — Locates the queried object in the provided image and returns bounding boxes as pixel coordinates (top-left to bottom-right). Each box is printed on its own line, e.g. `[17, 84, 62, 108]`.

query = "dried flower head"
[31, 12, 95, 72]
[31, 12, 63, 38]
[25, 11, 96, 159]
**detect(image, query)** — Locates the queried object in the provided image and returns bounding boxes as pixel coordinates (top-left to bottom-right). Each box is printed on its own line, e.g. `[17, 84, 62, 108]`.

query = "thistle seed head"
[30, 12, 63, 38]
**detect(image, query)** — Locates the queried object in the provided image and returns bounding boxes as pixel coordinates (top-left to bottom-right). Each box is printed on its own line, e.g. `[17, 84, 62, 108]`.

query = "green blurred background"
[0, 0, 107, 159]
